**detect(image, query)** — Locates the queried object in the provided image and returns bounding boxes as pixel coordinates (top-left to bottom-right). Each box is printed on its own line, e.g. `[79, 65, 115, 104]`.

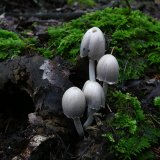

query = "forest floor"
[0, 0, 160, 160]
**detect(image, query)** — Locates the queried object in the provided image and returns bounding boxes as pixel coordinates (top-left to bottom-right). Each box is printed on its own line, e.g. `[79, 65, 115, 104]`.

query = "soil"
[0, 0, 160, 160]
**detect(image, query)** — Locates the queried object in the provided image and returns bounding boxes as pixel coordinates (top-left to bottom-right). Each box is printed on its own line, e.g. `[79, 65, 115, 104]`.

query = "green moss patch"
[48, 8, 160, 81]
[0, 29, 25, 60]
[103, 91, 160, 159]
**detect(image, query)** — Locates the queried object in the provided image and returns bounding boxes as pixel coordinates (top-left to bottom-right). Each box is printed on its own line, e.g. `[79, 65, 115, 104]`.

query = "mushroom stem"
[73, 117, 84, 137]
[103, 82, 108, 98]
[89, 59, 96, 81]
[83, 108, 95, 129]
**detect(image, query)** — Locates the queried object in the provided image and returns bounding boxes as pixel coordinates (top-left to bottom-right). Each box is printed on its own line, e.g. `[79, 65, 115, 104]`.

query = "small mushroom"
[62, 87, 86, 136]
[82, 80, 105, 128]
[80, 27, 105, 81]
[96, 54, 119, 95]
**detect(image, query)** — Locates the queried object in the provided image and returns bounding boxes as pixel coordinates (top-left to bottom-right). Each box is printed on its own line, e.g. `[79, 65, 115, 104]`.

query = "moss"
[103, 91, 160, 159]
[48, 7, 160, 81]
[48, 28, 83, 61]
[0, 29, 25, 60]
[154, 96, 160, 107]
[37, 48, 53, 58]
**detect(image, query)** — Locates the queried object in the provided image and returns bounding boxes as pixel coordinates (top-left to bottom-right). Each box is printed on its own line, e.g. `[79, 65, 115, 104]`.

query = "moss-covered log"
[48, 7, 160, 81]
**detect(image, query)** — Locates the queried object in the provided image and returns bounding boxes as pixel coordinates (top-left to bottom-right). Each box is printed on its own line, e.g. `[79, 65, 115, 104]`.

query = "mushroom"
[82, 80, 105, 128]
[80, 27, 105, 81]
[62, 87, 86, 136]
[96, 54, 119, 95]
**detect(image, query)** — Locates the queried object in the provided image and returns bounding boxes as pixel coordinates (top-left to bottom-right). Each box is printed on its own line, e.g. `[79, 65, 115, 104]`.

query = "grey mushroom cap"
[82, 80, 105, 110]
[80, 27, 105, 61]
[97, 54, 119, 84]
[62, 87, 86, 119]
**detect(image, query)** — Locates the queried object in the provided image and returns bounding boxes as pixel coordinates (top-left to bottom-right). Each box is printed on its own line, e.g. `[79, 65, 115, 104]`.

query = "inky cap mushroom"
[80, 27, 105, 81]
[62, 87, 86, 136]
[82, 80, 105, 128]
[97, 54, 119, 95]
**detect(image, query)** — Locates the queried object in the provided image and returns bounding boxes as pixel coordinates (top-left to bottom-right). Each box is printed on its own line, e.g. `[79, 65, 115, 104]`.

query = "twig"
[107, 104, 113, 113]
[110, 47, 115, 55]
[6, 12, 85, 20]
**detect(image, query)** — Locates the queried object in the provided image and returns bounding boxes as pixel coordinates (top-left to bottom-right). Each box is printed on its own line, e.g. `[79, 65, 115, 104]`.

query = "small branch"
[106, 104, 113, 113]
[110, 47, 115, 55]
[6, 12, 84, 20]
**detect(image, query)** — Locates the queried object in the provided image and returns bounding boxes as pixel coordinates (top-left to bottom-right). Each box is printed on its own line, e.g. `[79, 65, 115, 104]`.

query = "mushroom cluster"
[61, 27, 119, 137]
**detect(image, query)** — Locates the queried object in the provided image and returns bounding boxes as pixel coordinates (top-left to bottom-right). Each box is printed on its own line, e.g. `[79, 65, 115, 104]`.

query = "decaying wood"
[6, 12, 85, 20]
[0, 55, 76, 159]
[0, 55, 72, 114]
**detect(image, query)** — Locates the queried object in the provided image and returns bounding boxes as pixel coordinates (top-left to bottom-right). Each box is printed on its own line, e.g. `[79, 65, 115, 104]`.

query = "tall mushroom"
[82, 80, 105, 128]
[96, 54, 119, 95]
[80, 27, 105, 81]
[62, 87, 86, 137]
